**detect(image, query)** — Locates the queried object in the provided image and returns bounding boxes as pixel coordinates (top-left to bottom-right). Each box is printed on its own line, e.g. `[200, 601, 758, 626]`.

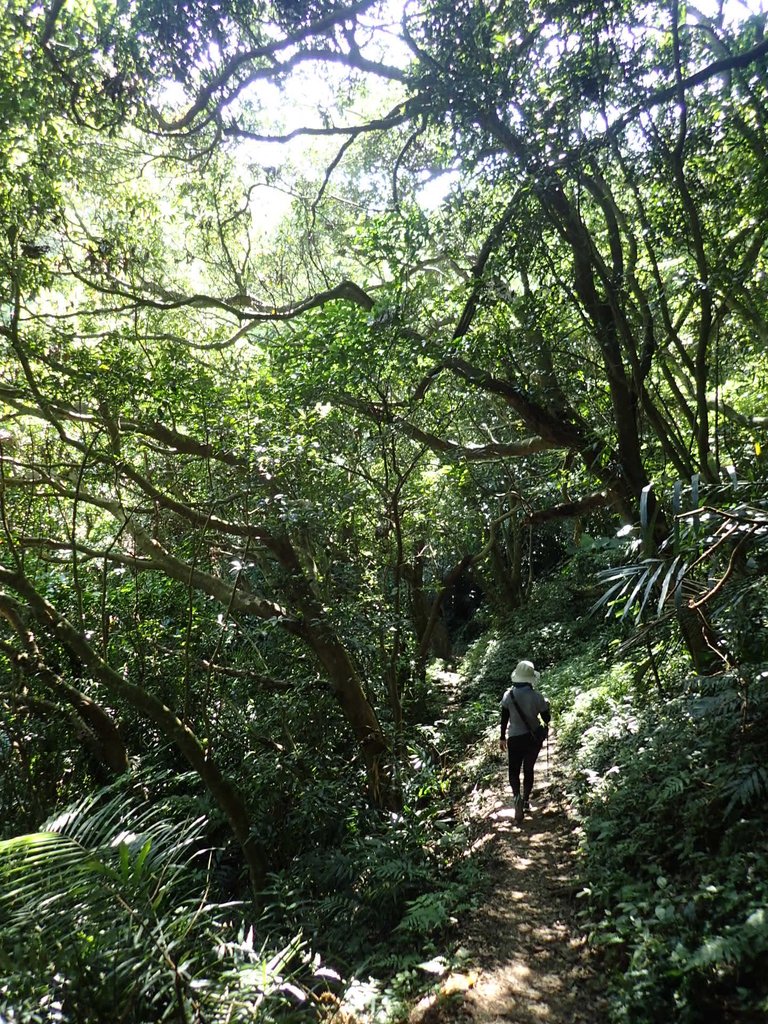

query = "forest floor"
[408, 734, 612, 1024]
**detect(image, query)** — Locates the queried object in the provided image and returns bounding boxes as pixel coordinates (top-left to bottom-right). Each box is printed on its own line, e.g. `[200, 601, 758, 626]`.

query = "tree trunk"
[270, 538, 398, 809]
[408, 546, 452, 673]
[489, 532, 524, 613]
[0, 570, 269, 895]
[414, 555, 474, 680]
[300, 617, 398, 809]
[677, 601, 723, 675]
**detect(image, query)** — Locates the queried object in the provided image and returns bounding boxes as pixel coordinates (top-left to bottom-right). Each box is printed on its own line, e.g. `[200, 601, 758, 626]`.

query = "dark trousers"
[507, 732, 544, 800]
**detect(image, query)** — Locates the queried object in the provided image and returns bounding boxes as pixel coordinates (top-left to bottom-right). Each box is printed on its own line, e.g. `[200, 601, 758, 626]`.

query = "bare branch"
[413, 357, 588, 448]
[0, 383, 259, 475]
[709, 400, 768, 430]
[40, 0, 66, 45]
[312, 133, 359, 225]
[331, 391, 557, 459]
[112, 460, 277, 544]
[68, 273, 375, 328]
[0, 593, 129, 773]
[394, 422, 557, 461]
[690, 533, 751, 610]
[201, 660, 293, 691]
[151, 9, 409, 135]
[5, 468, 298, 628]
[110, 511, 298, 628]
[18, 537, 155, 569]
[223, 101, 414, 146]
[453, 194, 521, 341]
[524, 492, 612, 524]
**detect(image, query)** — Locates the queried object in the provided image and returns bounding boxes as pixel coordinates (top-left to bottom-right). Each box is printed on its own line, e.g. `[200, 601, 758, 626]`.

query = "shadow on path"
[410, 737, 610, 1024]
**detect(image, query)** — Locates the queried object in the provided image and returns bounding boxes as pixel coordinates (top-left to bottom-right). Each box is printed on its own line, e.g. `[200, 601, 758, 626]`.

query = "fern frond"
[723, 764, 768, 817]
[656, 773, 689, 802]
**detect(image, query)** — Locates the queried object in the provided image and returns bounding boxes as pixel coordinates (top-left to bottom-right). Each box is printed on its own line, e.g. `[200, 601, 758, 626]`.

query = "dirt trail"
[410, 737, 610, 1024]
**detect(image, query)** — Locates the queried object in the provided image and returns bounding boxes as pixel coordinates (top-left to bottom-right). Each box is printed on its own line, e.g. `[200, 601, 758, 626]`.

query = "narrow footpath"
[409, 736, 611, 1024]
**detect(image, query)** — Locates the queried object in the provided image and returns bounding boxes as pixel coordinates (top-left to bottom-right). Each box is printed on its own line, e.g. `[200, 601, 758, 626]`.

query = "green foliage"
[259, 746, 484, 974]
[471, 544, 768, 1024]
[4, 3, 768, 1022]
[594, 478, 768, 672]
[550, 655, 768, 1023]
[0, 774, 332, 1024]
[462, 543, 622, 701]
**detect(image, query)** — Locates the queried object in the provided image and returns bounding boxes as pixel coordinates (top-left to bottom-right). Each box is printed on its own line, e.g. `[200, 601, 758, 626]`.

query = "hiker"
[499, 660, 551, 822]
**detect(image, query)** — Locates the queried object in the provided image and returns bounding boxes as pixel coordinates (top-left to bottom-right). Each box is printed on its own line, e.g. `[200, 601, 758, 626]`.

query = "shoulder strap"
[508, 690, 538, 738]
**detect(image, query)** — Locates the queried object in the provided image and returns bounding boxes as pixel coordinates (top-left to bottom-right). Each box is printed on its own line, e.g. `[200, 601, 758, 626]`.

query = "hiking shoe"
[514, 795, 524, 823]
[523, 800, 531, 813]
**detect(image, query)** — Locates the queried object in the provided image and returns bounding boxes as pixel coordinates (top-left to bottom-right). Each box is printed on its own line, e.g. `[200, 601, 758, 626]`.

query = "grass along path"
[409, 733, 610, 1024]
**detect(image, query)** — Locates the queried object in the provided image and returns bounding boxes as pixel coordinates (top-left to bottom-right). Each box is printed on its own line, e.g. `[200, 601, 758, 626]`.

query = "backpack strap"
[508, 690, 539, 739]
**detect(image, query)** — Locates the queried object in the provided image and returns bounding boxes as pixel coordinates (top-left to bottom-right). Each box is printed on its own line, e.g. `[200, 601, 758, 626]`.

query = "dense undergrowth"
[0, 667, 495, 1023]
[554, 660, 768, 1024]
[459, 540, 768, 1024]
[3, 539, 768, 1023]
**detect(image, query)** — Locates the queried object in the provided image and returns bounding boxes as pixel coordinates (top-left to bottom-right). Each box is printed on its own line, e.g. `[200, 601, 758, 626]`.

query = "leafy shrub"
[551, 657, 768, 1023]
[252, 668, 492, 983]
[259, 775, 483, 973]
[0, 774, 328, 1024]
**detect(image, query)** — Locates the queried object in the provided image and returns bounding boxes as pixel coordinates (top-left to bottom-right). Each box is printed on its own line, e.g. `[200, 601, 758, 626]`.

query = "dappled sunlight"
[411, 736, 608, 1024]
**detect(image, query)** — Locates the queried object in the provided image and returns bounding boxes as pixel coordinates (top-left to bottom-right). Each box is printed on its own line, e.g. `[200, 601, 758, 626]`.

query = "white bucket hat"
[511, 659, 540, 684]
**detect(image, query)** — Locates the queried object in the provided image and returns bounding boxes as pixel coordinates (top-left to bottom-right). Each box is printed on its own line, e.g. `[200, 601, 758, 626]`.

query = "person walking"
[499, 660, 551, 823]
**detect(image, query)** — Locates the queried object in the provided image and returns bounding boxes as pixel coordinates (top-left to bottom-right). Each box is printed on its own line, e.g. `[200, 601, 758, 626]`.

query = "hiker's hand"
[499, 738, 506, 752]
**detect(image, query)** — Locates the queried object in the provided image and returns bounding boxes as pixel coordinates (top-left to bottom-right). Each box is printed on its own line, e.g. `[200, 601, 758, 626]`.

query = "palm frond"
[0, 785, 213, 1021]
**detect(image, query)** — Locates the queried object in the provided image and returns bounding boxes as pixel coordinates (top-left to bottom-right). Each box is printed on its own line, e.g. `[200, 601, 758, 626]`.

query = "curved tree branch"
[70, 273, 375, 325]
[331, 392, 557, 459]
[413, 357, 589, 448]
[453, 194, 521, 341]
[0, 595, 129, 775]
[138, 1, 401, 132]
[0, 569, 268, 893]
[523, 492, 612, 524]
[223, 101, 415, 146]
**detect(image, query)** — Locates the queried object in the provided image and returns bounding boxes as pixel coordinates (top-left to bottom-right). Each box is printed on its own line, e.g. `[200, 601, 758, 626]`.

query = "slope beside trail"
[409, 732, 611, 1024]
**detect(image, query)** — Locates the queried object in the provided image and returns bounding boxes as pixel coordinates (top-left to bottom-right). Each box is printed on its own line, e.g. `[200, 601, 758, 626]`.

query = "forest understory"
[3, 0, 768, 1021]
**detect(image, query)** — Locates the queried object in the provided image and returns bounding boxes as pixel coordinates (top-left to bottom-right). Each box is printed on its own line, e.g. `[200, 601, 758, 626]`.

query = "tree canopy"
[1, 1, 768, 1016]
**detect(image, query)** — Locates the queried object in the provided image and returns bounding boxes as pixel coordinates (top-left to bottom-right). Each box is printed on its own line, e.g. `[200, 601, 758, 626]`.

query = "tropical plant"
[3, 10, 768, 1022]
[593, 477, 768, 672]
[0, 775, 322, 1024]
[547, 648, 768, 1023]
